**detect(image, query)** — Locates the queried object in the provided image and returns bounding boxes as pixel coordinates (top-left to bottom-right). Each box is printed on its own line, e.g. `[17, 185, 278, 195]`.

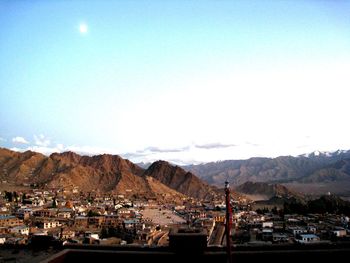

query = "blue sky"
[1, 0, 350, 164]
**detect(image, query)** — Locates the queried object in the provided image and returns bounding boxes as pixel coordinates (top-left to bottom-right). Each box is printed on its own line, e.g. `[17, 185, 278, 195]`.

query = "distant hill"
[184, 150, 350, 195]
[307, 194, 350, 214]
[235, 181, 302, 200]
[135, 162, 152, 169]
[282, 194, 350, 215]
[297, 158, 350, 183]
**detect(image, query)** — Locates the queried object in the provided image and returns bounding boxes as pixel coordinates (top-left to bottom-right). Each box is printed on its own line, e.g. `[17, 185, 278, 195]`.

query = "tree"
[22, 193, 27, 203]
[51, 197, 58, 208]
[4, 191, 13, 202]
[271, 206, 278, 215]
[100, 227, 108, 239]
[87, 210, 99, 217]
[13, 191, 18, 202]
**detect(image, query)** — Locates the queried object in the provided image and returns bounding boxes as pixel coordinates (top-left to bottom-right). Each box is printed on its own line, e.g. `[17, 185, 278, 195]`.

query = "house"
[10, 225, 29, 235]
[295, 234, 320, 244]
[84, 231, 99, 240]
[272, 233, 290, 243]
[0, 215, 22, 227]
[332, 227, 347, 237]
[118, 208, 134, 217]
[123, 219, 140, 230]
[261, 228, 273, 241]
[0, 236, 6, 244]
[262, 221, 273, 228]
[103, 215, 120, 228]
[74, 216, 88, 228]
[57, 208, 73, 219]
[61, 230, 75, 240]
[307, 225, 317, 234]
[88, 216, 104, 227]
[0, 227, 7, 234]
[5, 237, 27, 245]
[16, 208, 32, 221]
[33, 209, 57, 218]
[288, 226, 307, 236]
[37, 220, 60, 229]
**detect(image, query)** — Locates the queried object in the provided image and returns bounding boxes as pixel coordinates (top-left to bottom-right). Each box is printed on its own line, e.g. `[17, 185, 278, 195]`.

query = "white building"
[0, 236, 6, 244]
[288, 226, 307, 236]
[38, 221, 61, 229]
[262, 221, 273, 228]
[10, 225, 29, 235]
[332, 227, 347, 237]
[296, 234, 320, 244]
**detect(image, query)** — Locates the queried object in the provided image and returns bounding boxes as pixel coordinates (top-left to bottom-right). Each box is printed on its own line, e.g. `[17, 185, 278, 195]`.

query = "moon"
[79, 23, 88, 34]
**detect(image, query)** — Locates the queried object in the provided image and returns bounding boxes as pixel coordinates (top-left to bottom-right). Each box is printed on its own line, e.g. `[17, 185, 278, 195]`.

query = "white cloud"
[8, 138, 122, 157]
[0, 137, 6, 142]
[34, 134, 50, 147]
[195, 143, 236, 150]
[10, 145, 64, 155]
[12, 136, 29, 144]
[141, 146, 190, 153]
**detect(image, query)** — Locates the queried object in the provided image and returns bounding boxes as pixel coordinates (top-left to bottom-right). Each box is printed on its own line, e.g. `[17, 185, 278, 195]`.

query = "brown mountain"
[0, 148, 151, 195]
[143, 160, 221, 200]
[0, 148, 214, 201]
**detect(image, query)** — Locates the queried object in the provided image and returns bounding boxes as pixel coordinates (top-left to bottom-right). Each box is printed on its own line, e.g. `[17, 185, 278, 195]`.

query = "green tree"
[51, 197, 58, 208]
[100, 227, 109, 238]
[4, 191, 13, 202]
[22, 193, 27, 203]
[87, 210, 99, 217]
[13, 191, 18, 202]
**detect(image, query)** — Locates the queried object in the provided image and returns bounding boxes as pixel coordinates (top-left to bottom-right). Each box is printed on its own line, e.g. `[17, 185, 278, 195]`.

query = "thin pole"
[225, 181, 233, 263]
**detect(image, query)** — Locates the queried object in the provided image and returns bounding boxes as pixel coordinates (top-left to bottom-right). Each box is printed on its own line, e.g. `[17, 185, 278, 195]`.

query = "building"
[296, 234, 320, 244]
[272, 233, 290, 243]
[57, 209, 73, 219]
[332, 227, 347, 237]
[103, 215, 120, 228]
[33, 209, 57, 218]
[61, 230, 75, 240]
[262, 221, 273, 228]
[0, 215, 22, 227]
[74, 216, 88, 228]
[9, 225, 29, 235]
[16, 208, 32, 220]
[288, 226, 307, 236]
[37, 220, 61, 229]
[88, 216, 104, 227]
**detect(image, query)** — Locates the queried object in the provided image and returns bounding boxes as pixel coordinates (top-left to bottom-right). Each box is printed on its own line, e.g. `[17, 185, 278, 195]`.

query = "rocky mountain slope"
[0, 148, 219, 200]
[144, 160, 220, 200]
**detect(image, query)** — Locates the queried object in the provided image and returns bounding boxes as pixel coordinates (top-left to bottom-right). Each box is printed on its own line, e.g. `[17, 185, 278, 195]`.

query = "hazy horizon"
[1, 1, 350, 164]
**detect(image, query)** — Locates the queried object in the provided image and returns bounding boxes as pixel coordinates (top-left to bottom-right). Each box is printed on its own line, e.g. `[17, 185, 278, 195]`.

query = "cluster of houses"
[230, 210, 350, 244]
[1, 187, 350, 247]
[0, 188, 226, 246]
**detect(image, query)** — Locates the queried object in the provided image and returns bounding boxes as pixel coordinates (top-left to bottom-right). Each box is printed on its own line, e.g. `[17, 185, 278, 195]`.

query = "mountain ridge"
[0, 148, 219, 201]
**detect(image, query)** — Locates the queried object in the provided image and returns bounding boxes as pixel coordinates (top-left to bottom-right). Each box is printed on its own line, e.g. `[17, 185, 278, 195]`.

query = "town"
[1, 183, 349, 251]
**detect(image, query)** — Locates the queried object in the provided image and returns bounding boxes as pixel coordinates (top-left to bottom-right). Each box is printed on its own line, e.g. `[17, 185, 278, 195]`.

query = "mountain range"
[2, 147, 350, 200]
[185, 150, 350, 196]
[0, 148, 220, 201]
